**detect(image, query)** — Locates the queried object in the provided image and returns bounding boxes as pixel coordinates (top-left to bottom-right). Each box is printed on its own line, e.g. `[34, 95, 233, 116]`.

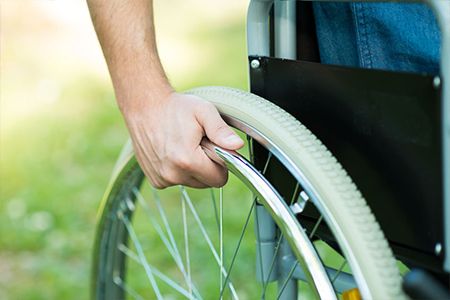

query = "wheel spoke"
[118, 243, 140, 262]
[290, 183, 300, 205]
[262, 152, 273, 174]
[113, 276, 145, 300]
[261, 182, 299, 297]
[219, 187, 224, 299]
[118, 243, 195, 299]
[133, 189, 187, 279]
[132, 188, 202, 299]
[247, 136, 255, 163]
[276, 261, 298, 300]
[181, 193, 194, 299]
[181, 186, 239, 300]
[210, 189, 221, 237]
[121, 214, 163, 300]
[254, 152, 273, 293]
[331, 260, 348, 284]
[151, 187, 185, 269]
[219, 201, 256, 299]
[260, 233, 283, 298]
[309, 215, 324, 239]
[254, 207, 265, 292]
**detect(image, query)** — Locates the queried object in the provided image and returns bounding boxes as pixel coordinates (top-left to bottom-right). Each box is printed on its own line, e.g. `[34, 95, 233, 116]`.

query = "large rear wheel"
[92, 87, 405, 299]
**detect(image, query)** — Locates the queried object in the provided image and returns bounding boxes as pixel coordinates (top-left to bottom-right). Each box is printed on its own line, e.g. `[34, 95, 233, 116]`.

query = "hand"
[122, 92, 244, 189]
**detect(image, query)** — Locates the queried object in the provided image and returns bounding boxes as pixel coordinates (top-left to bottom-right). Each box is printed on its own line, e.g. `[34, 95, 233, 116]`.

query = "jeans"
[312, 3, 441, 74]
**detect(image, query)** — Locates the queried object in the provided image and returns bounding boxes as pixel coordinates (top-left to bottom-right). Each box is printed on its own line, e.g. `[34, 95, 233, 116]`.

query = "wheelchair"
[91, 1, 450, 299]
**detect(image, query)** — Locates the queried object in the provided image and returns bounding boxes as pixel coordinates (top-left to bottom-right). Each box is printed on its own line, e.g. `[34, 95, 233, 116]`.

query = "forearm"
[87, 0, 172, 113]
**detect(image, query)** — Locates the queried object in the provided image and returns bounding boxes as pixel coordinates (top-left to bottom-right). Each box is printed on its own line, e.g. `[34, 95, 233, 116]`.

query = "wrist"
[115, 78, 174, 116]
[108, 55, 174, 114]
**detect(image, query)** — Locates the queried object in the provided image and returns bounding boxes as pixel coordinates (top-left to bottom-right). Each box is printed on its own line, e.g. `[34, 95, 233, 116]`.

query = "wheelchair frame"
[246, 0, 450, 275]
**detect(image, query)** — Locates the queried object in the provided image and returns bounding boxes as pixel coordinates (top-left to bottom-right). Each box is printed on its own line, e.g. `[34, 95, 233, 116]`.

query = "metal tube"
[425, 0, 450, 273]
[247, 0, 274, 57]
[247, 0, 279, 287]
[274, 0, 297, 59]
[255, 204, 278, 283]
[277, 238, 298, 300]
[273, 4, 297, 298]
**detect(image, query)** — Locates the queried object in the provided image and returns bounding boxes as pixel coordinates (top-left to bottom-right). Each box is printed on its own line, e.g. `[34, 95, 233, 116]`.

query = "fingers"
[137, 144, 220, 189]
[161, 146, 227, 188]
[143, 158, 211, 190]
[196, 103, 244, 150]
[190, 145, 228, 187]
[200, 137, 226, 167]
[149, 174, 209, 190]
[140, 157, 210, 189]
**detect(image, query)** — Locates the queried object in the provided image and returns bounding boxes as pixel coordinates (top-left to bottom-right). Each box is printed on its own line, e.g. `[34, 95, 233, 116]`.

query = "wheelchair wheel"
[92, 87, 406, 299]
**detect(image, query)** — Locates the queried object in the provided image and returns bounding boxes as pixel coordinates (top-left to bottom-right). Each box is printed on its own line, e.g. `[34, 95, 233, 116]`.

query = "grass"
[0, 73, 126, 299]
[1, 1, 247, 299]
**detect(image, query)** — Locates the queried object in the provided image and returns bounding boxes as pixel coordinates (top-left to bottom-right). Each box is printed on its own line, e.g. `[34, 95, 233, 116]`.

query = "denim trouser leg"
[312, 3, 441, 74]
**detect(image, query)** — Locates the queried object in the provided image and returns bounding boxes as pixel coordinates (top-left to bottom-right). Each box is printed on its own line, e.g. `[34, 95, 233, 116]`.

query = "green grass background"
[1, 1, 248, 299]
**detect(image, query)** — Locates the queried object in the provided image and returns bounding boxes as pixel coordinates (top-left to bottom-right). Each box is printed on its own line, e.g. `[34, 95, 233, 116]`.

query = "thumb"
[198, 104, 244, 150]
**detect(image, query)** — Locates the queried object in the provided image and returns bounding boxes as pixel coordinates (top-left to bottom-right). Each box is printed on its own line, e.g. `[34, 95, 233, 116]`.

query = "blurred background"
[1, 1, 249, 298]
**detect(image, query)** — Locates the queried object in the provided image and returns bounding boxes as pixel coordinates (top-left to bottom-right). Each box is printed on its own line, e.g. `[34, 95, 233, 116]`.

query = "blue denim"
[312, 3, 441, 74]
